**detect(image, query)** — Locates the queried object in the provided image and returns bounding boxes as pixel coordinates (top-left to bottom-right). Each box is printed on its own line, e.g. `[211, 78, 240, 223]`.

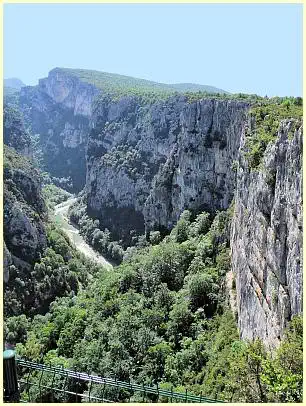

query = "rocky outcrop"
[143, 100, 249, 230]
[4, 95, 48, 291]
[3, 243, 12, 284]
[19, 68, 100, 190]
[231, 120, 303, 347]
[4, 104, 31, 156]
[4, 147, 47, 278]
[87, 96, 249, 241]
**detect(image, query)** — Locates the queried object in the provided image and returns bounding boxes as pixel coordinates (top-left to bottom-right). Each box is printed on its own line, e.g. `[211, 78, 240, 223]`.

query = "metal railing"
[4, 351, 225, 403]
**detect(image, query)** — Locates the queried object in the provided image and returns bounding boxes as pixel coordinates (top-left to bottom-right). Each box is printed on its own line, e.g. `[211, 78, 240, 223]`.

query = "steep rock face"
[4, 107, 47, 281]
[4, 104, 31, 156]
[3, 243, 12, 284]
[231, 121, 303, 347]
[19, 68, 100, 190]
[144, 100, 249, 230]
[4, 147, 47, 279]
[86, 96, 249, 241]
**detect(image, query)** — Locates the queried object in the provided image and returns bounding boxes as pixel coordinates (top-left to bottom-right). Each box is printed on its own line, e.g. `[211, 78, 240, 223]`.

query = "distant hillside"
[169, 82, 229, 94]
[4, 77, 25, 90]
[58, 67, 228, 96]
[4, 86, 21, 105]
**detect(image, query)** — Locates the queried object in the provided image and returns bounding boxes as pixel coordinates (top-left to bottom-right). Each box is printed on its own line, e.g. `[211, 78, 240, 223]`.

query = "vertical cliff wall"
[143, 99, 249, 230]
[19, 68, 100, 190]
[86, 96, 249, 240]
[4, 146, 47, 280]
[231, 120, 303, 347]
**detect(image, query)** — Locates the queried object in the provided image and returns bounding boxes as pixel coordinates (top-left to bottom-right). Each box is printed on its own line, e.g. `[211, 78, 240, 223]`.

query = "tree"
[172, 210, 191, 243]
[149, 230, 161, 245]
[294, 97, 303, 106]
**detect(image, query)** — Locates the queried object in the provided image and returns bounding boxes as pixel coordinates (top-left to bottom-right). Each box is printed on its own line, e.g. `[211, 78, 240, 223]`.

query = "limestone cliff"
[19, 68, 100, 190]
[87, 96, 249, 241]
[4, 146, 47, 279]
[231, 120, 303, 347]
[87, 91, 302, 346]
[4, 104, 31, 156]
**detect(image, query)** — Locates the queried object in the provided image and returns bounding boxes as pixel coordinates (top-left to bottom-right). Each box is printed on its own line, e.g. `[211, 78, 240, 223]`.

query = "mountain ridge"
[49, 67, 229, 95]
[4, 77, 25, 90]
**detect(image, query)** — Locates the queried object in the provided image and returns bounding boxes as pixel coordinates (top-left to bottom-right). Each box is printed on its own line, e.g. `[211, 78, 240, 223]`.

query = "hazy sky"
[4, 3, 302, 96]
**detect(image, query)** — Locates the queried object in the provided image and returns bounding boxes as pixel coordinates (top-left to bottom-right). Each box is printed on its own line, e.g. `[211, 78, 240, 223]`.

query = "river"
[53, 197, 113, 270]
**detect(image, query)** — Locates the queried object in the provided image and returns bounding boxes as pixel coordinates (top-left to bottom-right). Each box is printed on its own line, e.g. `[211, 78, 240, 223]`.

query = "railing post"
[3, 350, 20, 402]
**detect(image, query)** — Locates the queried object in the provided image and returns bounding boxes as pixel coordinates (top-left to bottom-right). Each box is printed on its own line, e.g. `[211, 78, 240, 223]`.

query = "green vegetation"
[4, 145, 46, 245]
[100, 144, 153, 181]
[58, 67, 227, 100]
[68, 196, 125, 262]
[245, 97, 303, 168]
[5, 207, 303, 402]
[184, 91, 261, 104]
[4, 97, 46, 172]
[4, 144, 35, 174]
[4, 223, 104, 317]
[3, 70, 303, 403]
[72, 66, 303, 110]
[42, 184, 72, 210]
[4, 142, 105, 331]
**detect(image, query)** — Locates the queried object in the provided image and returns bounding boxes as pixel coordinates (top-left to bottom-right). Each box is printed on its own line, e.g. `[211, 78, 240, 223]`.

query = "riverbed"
[53, 198, 113, 270]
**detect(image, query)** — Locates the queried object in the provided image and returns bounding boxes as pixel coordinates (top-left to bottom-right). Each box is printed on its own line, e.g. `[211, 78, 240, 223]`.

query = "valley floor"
[53, 197, 113, 269]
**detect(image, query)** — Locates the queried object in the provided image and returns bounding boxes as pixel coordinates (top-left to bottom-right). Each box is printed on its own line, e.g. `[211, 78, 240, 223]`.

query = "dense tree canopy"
[5, 208, 303, 402]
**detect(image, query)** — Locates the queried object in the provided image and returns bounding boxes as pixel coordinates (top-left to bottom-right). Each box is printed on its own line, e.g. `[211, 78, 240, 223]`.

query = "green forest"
[5, 204, 303, 402]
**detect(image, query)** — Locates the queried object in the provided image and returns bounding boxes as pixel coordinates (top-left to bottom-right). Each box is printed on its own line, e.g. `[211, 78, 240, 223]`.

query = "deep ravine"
[3, 67, 303, 403]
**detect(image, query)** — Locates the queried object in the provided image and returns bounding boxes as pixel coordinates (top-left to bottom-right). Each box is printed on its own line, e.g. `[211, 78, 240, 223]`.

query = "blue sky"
[4, 3, 302, 96]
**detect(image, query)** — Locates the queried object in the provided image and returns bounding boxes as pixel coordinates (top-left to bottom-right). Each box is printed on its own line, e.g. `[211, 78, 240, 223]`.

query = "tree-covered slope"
[3, 104, 105, 317]
[5, 209, 302, 402]
[3, 145, 103, 317]
[58, 67, 228, 96]
[4, 145, 47, 271]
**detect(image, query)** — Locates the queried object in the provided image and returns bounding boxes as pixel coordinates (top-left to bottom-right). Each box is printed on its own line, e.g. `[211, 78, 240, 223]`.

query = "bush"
[245, 100, 302, 169]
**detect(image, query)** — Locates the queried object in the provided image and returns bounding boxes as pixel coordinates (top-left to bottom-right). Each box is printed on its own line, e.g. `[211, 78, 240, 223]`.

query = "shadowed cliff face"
[4, 146, 47, 280]
[4, 105, 32, 156]
[19, 68, 100, 191]
[231, 120, 303, 348]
